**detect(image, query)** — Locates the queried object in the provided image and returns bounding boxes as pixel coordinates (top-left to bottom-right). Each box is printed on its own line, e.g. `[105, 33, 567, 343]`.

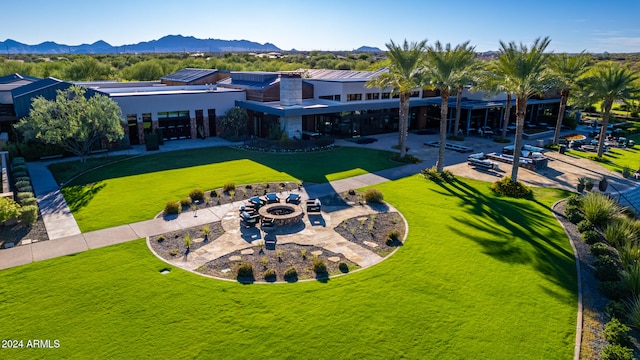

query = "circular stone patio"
[147, 195, 408, 281]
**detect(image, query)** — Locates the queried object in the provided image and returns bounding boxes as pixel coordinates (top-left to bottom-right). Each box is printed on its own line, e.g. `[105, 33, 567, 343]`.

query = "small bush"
[180, 197, 192, 207]
[420, 166, 455, 183]
[168, 248, 179, 256]
[604, 318, 632, 347]
[237, 262, 254, 278]
[591, 242, 611, 256]
[189, 189, 204, 202]
[600, 281, 625, 300]
[14, 176, 30, 184]
[11, 157, 25, 166]
[493, 136, 511, 143]
[17, 185, 33, 193]
[20, 197, 37, 206]
[582, 230, 601, 244]
[338, 262, 349, 273]
[582, 192, 621, 227]
[566, 194, 582, 207]
[15, 180, 31, 189]
[490, 177, 532, 197]
[391, 154, 421, 164]
[601, 344, 634, 360]
[364, 188, 384, 203]
[386, 229, 400, 246]
[604, 217, 638, 248]
[12, 164, 27, 174]
[12, 170, 27, 179]
[622, 167, 632, 178]
[16, 192, 34, 202]
[164, 201, 181, 215]
[223, 182, 236, 193]
[264, 269, 276, 282]
[606, 301, 628, 322]
[312, 258, 327, 274]
[577, 219, 595, 233]
[20, 205, 38, 226]
[157, 235, 165, 243]
[595, 255, 620, 281]
[284, 267, 298, 281]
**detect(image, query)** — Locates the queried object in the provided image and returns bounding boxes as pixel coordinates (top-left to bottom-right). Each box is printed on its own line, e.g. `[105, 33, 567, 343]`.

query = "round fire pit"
[258, 203, 304, 226]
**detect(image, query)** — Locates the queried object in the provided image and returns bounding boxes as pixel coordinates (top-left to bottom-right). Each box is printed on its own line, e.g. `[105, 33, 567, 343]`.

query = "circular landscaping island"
[147, 183, 407, 283]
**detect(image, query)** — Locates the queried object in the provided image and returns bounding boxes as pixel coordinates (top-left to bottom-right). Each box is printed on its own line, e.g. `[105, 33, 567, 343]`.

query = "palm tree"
[488, 37, 552, 182]
[549, 52, 591, 144]
[424, 41, 479, 172]
[366, 39, 427, 158]
[582, 62, 639, 158]
[475, 69, 513, 139]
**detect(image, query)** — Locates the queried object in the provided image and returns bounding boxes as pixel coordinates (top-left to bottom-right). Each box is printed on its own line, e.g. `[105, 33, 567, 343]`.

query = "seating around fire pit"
[264, 193, 280, 204]
[306, 198, 321, 213]
[240, 211, 260, 228]
[286, 193, 301, 204]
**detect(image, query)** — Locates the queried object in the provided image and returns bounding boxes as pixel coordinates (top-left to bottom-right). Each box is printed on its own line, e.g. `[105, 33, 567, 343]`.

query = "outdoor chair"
[286, 193, 301, 204]
[306, 198, 321, 213]
[264, 193, 280, 204]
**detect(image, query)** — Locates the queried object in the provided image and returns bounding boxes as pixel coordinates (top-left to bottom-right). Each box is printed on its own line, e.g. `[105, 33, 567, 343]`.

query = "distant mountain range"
[0, 35, 282, 54]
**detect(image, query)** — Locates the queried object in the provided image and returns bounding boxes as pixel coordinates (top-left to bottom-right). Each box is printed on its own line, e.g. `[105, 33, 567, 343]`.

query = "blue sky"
[2, 0, 639, 53]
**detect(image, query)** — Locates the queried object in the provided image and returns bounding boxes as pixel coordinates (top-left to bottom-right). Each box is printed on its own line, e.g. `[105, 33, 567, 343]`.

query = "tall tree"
[366, 39, 427, 158]
[582, 62, 639, 158]
[488, 37, 552, 182]
[14, 86, 124, 162]
[549, 52, 591, 144]
[424, 41, 479, 172]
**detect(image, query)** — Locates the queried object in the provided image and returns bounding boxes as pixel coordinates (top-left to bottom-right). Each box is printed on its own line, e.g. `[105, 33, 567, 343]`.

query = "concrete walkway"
[2, 129, 639, 270]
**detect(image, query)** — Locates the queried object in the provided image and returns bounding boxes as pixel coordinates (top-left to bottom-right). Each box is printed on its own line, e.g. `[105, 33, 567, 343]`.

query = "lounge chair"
[286, 193, 301, 204]
[264, 193, 280, 204]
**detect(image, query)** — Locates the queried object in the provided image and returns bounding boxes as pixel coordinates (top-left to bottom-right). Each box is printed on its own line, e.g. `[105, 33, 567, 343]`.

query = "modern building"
[1, 67, 562, 145]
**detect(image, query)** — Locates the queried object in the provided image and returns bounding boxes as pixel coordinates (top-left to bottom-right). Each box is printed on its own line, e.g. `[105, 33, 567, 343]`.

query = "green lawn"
[567, 134, 640, 173]
[56, 146, 400, 232]
[0, 176, 577, 359]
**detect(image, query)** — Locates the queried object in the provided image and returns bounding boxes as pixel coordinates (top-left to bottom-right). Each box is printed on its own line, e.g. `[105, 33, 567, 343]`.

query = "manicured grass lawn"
[567, 134, 640, 173]
[56, 146, 400, 232]
[0, 176, 577, 359]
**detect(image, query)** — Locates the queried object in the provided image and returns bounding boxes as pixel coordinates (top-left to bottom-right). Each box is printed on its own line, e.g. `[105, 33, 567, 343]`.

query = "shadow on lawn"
[428, 177, 577, 293]
[63, 182, 106, 212]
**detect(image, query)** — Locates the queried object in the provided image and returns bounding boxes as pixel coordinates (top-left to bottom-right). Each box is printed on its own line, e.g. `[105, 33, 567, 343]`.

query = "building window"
[334, 95, 341, 101]
[347, 93, 362, 101]
[126, 114, 137, 122]
[319, 95, 341, 101]
[410, 91, 420, 97]
[366, 93, 380, 100]
[381, 92, 391, 99]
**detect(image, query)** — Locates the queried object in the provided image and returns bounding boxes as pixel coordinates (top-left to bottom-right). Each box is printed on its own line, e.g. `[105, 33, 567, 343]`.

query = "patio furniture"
[306, 198, 322, 213]
[240, 211, 260, 228]
[261, 217, 275, 230]
[286, 193, 301, 205]
[249, 196, 266, 208]
[264, 193, 280, 204]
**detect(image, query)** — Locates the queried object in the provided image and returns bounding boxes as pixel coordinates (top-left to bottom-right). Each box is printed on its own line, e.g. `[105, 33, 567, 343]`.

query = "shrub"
[164, 201, 181, 215]
[16, 192, 34, 202]
[20, 205, 38, 226]
[618, 244, 640, 270]
[391, 154, 421, 164]
[169, 248, 179, 256]
[11, 157, 25, 166]
[591, 242, 611, 256]
[312, 258, 327, 274]
[622, 167, 632, 178]
[493, 136, 511, 143]
[600, 281, 625, 300]
[566, 209, 584, 224]
[338, 262, 349, 273]
[582, 192, 621, 227]
[156, 235, 165, 243]
[577, 219, 595, 233]
[264, 269, 276, 282]
[189, 188, 204, 202]
[604, 318, 632, 346]
[606, 301, 628, 322]
[284, 267, 298, 281]
[490, 177, 532, 197]
[15, 180, 31, 189]
[625, 294, 640, 329]
[620, 263, 640, 298]
[12, 170, 27, 179]
[17, 185, 33, 193]
[582, 230, 601, 244]
[237, 262, 254, 278]
[223, 182, 236, 193]
[595, 255, 620, 281]
[0, 197, 21, 223]
[386, 229, 400, 246]
[566, 194, 582, 207]
[601, 344, 634, 360]
[12, 164, 27, 174]
[20, 197, 37, 206]
[14, 176, 30, 184]
[364, 188, 384, 203]
[180, 197, 192, 208]
[604, 217, 638, 248]
[420, 166, 455, 183]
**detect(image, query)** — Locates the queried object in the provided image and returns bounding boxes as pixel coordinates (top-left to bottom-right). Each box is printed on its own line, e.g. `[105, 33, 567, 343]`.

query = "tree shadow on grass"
[62, 182, 106, 212]
[425, 177, 577, 292]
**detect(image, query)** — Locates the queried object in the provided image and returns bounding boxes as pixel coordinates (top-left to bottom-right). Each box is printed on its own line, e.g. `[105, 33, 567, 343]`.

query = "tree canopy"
[220, 106, 249, 138]
[14, 86, 124, 162]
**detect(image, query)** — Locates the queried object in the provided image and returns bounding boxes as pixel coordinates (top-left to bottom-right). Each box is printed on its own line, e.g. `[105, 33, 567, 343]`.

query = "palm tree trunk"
[597, 100, 612, 158]
[511, 97, 527, 182]
[399, 93, 410, 158]
[553, 90, 569, 145]
[501, 93, 512, 139]
[437, 90, 449, 172]
[454, 86, 463, 136]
